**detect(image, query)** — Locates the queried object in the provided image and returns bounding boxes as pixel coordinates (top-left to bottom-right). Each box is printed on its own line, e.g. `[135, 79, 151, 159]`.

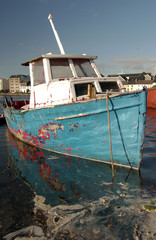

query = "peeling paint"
[70, 123, 79, 132]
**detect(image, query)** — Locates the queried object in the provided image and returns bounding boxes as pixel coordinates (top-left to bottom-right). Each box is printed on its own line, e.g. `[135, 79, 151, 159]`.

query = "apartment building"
[0, 78, 9, 92]
[9, 75, 30, 93]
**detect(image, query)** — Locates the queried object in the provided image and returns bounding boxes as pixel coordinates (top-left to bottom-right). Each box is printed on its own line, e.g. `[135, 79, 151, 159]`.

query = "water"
[0, 95, 156, 239]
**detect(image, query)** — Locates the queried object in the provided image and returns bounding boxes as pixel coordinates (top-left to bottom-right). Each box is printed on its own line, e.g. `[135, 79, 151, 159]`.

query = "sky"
[1, 0, 156, 79]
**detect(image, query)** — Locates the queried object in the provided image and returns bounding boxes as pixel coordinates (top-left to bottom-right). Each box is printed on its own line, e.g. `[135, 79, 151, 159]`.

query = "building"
[20, 76, 31, 93]
[21, 86, 31, 93]
[9, 75, 23, 93]
[108, 72, 156, 92]
[9, 75, 30, 93]
[0, 78, 9, 92]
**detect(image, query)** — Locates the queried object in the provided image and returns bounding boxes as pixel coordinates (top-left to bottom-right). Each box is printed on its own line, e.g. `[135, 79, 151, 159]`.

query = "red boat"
[147, 88, 156, 108]
[146, 107, 156, 118]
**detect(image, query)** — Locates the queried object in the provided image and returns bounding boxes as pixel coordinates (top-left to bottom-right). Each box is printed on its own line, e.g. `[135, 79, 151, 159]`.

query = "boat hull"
[147, 88, 156, 108]
[3, 91, 147, 169]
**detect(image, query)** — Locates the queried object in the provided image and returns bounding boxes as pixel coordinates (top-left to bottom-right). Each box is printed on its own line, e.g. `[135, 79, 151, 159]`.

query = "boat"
[3, 14, 147, 170]
[147, 88, 156, 108]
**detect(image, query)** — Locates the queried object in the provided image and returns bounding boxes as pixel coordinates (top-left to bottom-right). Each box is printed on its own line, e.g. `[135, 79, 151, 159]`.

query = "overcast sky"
[0, 0, 156, 78]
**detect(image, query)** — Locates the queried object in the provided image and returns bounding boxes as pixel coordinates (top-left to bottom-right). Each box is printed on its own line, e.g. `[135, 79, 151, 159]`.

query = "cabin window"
[73, 59, 97, 77]
[32, 60, 45, 85]
[99, 81, 119, 92]
[50, 59, 73, 79]
[75, 83, 94, 97]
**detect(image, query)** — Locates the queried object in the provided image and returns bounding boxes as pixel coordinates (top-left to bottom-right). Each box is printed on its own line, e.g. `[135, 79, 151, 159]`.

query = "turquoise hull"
[4, 91, 147, 169]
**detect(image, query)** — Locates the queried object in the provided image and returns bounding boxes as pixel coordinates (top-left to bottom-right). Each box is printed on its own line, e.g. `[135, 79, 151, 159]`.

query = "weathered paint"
[4, 90, 147, 169]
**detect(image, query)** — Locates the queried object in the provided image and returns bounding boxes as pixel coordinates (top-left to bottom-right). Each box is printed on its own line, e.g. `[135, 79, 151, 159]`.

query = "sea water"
[0, 95, 156, 239]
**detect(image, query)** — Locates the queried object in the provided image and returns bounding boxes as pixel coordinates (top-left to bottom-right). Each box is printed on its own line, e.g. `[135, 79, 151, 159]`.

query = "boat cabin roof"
[21, 53, 97, 66]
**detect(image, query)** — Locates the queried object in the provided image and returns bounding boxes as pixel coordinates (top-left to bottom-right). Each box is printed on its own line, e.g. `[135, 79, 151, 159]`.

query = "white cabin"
[22, 54, 124, 109]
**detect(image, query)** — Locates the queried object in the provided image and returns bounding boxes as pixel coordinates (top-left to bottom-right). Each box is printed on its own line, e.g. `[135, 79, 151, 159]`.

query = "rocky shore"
[3, 195, 156, 240]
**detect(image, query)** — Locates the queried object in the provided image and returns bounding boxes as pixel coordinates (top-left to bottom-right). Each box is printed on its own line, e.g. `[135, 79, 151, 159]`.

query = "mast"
[48, 14, 65, 55]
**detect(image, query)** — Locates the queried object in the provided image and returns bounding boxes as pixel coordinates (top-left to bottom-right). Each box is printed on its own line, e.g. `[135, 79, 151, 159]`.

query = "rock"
[3, 226, 44, 240]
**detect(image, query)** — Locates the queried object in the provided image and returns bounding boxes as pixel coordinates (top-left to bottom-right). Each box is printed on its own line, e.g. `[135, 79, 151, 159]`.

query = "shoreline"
[0, 93, 30, 96]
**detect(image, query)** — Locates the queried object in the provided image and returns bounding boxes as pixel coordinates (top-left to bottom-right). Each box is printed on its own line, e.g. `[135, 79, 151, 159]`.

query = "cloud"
[112, 57, 156, 75]
[92, 11, 100, 17]
[96, 57, 156, 76]
[96, 62, 116, 75]
[113, 57, 156, 64]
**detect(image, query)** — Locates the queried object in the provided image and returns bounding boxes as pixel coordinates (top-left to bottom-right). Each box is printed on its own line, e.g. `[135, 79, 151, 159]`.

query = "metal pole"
[48, 14, 65, 55]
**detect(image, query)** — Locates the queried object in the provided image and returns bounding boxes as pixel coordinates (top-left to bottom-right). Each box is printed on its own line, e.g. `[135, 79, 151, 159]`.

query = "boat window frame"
[98, 80, 120, 93]
[72, 58, 98, 78]
[71, 79, 101, 101]
[50, 58, 73, 79]
[47, 57, 100, 81]
[70, 79, 121, 101]
[31, 59, 46, 86]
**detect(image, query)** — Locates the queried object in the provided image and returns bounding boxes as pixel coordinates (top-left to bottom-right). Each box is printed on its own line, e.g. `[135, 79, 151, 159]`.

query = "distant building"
[9, 75, 30, 93]
[21, 86, 31, 93]
[20, 76, 31, 93]
[9, 75, 23, 93]
[108, 72, 156, 92]
[0, 78, 9, 92]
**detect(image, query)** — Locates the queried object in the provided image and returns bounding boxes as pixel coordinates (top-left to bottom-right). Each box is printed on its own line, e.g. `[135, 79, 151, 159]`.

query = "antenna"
[48, 14, 65, 55]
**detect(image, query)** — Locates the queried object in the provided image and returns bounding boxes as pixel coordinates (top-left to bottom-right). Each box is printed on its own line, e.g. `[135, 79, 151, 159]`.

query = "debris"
[3, 226, 44, 240]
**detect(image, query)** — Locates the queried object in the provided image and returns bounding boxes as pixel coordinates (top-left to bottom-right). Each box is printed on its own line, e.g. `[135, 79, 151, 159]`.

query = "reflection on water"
[7, 129, 142, 206]
[140, 108, 156, 188]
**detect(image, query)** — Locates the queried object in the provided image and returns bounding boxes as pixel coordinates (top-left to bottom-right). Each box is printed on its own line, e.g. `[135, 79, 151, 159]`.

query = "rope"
[106, 91, 115, 178]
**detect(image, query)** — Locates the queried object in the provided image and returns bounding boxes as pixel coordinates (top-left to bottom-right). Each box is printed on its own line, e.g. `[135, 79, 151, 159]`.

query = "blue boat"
[3, 14, 147, 170]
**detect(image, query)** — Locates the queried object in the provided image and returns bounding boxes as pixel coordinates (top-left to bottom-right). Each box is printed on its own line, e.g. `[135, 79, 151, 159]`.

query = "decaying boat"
[3, 14, 147, 170]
